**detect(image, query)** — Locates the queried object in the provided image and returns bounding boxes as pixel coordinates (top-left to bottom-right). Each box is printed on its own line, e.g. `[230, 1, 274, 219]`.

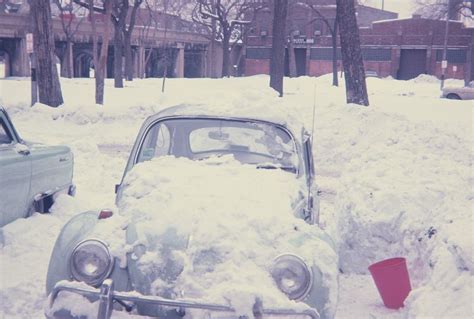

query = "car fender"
[288, 231, 339, 319]
[46, 211, 99, 294]
[46, 211, 132, 298]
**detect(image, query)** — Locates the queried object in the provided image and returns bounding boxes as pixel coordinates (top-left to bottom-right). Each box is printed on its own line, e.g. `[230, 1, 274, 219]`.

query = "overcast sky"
[363, 0, 417, 18]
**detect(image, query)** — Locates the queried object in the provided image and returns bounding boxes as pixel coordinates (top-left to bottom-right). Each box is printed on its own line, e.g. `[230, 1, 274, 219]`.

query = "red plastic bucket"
[368, 257, 412, 309]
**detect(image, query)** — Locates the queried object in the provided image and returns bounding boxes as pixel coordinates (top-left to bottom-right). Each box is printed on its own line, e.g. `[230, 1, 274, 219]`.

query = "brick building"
[244, 2, 474, 81]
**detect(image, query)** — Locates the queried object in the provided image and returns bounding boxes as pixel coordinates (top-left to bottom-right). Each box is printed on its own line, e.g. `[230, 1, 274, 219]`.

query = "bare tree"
[74, 0, 143, 87]
[123, 0, 144, 81]
[88, 0, 113, 105]
[336, 0, 369, 106]
[53, 0, 86, 78]
[136, 0, 156, 78]
[269, 0, 289, 96]
[29, 0, 64, 107]
[138, 0, 191, 87]
[415, 0, 473, 19]
[192, 0, 263, 77]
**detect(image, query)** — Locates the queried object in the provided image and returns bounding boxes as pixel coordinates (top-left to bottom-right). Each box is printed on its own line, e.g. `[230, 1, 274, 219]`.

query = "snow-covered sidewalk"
[0, 74, 472, 318]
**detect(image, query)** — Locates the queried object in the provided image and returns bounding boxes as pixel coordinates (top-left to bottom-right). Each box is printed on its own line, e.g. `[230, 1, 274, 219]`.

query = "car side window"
[138, 123, 171, 162]
[0, 118, 13, 145]
[304, 137, 314, 179]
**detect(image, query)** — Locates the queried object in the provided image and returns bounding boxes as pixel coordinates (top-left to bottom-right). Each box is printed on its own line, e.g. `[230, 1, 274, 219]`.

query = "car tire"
[446, 93, 461, 100]
[27, 194, 54, 217]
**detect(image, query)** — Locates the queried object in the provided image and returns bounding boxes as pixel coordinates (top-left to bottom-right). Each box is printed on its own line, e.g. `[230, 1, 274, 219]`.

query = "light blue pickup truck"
[0, 107, 75, 227]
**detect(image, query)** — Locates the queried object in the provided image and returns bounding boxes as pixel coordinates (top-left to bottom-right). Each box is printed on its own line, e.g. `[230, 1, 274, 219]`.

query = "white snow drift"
[0, 74, 472, 318]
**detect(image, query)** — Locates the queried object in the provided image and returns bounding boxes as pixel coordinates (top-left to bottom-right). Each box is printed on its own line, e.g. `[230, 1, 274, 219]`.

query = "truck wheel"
[447, 93, 461, 100]
[28, 194, 54, 216]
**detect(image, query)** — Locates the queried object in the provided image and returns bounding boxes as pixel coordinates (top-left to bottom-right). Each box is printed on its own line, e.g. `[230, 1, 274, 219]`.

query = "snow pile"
[116, 156, 338, 316]
[411, 74, 441, 84]
[334, 109, 472, 315]
[0, 74, 472, 318]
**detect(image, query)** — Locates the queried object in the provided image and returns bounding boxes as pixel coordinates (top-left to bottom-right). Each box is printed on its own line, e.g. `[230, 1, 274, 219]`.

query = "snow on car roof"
[143, 104, 308, 137]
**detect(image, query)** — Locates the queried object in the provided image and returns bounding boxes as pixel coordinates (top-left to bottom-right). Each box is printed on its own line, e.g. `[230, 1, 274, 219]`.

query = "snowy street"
[0, 74, 472, 318]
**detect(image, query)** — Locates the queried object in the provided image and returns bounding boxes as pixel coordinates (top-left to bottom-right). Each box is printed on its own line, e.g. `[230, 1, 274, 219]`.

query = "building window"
[436, 49, 467, 63]
[361, 48, 392, 61]
[246, 48, 272, 60]
[310, 48, 341, 60]
[310, 48, 391, 61]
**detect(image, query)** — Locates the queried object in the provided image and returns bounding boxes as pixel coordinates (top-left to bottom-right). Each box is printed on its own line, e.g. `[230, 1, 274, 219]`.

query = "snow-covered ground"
[0, 74, 472, 318]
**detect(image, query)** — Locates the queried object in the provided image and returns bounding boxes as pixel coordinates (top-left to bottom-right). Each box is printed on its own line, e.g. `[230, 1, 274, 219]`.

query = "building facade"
[244, 2, 474, 81]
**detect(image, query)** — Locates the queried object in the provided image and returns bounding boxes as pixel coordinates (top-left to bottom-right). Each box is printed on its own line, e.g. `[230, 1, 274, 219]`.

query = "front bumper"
[47, 279, 319, 319]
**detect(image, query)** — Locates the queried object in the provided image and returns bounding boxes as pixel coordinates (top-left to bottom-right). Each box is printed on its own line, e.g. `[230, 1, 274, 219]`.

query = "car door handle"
[59, 157, 69, 162]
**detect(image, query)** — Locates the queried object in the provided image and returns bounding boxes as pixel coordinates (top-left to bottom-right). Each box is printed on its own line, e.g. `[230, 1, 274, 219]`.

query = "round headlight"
[270, 254, 313, 300]
[70, 239, 114, 286]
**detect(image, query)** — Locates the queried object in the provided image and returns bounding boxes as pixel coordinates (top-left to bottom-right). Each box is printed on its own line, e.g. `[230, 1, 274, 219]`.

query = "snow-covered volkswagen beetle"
[45, 105, 339, 319]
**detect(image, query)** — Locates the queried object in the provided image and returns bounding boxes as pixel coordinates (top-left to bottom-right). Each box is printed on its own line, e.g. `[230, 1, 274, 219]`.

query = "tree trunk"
[269, 0, 289, 97]
[331, 20, 339, 87]
[65, 40, 73, 78]
[29, 0, 64, 107]
[162, 49, 168, 92]
[60, 44, 68, 78]
[113, 26, 124, 88]
[90, 0, 112, 105]
[123, 0, 142, 81]
[221, 32, 231, 78]
[124, 33, 133, 81]
[336, 0, 369, 106]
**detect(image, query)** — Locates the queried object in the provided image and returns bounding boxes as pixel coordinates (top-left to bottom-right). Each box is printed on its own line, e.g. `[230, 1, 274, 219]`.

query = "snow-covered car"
[441, 81, 474, 100]
[0, 107, 75, 227]
[45, 105, 339, 319]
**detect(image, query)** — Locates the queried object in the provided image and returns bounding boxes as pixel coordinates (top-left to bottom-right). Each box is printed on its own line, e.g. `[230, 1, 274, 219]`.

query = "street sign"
[293, 37, 315, 45]
[441, 60, 448, 69]
[26, 33, 34, 53]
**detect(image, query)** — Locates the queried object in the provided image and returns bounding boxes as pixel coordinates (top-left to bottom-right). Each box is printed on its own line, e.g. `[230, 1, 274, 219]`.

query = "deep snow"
[0, 74, 472, 318]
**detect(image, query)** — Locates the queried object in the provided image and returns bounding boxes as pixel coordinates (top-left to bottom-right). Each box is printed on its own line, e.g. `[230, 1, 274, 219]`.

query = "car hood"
[116, 156, 320, 313]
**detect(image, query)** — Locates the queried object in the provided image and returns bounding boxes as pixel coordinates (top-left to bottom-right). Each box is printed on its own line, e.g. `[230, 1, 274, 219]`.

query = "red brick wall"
[433, 63, 465, 79]
[245, 58, 466, 80]
[363, 61, 392, 77]
[308, 60, 392, 77]
[245, 59, 270, 76]
[308, 61, 334, 76]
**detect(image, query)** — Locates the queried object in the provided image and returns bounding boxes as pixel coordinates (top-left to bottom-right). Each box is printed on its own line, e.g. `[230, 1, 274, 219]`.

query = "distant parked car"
[45, 105, 339, 319]
[0, 107, 75, 227]
[442, 82, 474, 100]
[365, 70, 379, 78]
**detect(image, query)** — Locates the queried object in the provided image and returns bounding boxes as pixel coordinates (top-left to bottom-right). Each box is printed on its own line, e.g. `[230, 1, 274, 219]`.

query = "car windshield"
[136, 118, 298, 172]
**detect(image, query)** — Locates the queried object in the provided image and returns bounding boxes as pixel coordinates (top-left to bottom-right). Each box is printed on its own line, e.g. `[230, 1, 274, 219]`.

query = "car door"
[28, 143, 73, 204]
[0, 111, 32, 227]
[466, 84, 474, 100]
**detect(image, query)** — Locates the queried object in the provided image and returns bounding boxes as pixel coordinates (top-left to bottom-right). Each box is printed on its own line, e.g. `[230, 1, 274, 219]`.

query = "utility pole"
[26, 33, 37, 106]
[382, 0, 384, 11]
[441, 15, 450, 89]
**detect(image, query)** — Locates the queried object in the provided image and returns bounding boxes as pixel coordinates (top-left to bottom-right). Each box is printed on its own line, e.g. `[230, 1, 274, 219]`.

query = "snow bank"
[115, 156, 338, 316]
[334, 109, 472, 315]
[1, 74, 472, 318]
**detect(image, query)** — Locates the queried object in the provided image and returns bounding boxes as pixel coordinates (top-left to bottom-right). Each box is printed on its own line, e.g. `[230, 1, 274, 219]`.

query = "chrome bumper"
[47, 279, 319, 319]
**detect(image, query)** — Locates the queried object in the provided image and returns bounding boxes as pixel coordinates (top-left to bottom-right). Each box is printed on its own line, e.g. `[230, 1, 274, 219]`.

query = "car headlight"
[69, 239, 114, 286]
[270, 254, 313, 300]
